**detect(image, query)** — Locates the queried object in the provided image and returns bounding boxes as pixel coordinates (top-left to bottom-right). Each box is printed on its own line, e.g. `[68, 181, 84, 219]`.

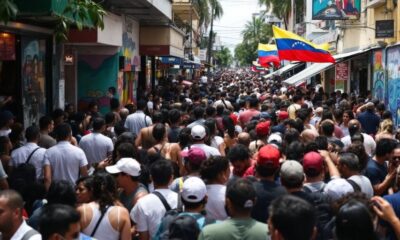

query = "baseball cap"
[256, 121, 270, 136]
[323, 178, 354, 201]
[278, 111, 289, 120]
[191, 125, 206, 140]
[181, 177, 207, 203]
[180, 147, 207, 166]
[105, 158, 141, 177]
[303, 151, 323, 174]
[280, 160, 304, 183]
[268, 133, 282, 144]
[257, 144, 281, 167]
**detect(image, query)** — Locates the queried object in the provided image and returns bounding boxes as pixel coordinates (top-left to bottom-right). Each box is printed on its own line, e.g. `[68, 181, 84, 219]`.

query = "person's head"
[150, 159, 174, 187]
[92, 117, 106, 132]
[181, 177, 207, 211]
[52, 109, 65, 126]
[378, 119, 394, 134]
[285, 141, 304, 161]
[115, 142, 137, 160]
[283, 128, 300, 145]
[91, 172, 118, 212]
[204, 118, 217, 136]
[0, 111, 14, 128]
[0, 190, 24, 234]
[105, 112, 115, 126]
[193, 106, 205, 120]
[391, 146, 400, 170]
[348, 119, 361, 136]
[75, 176, 94, 204]
[292, 94, 304, 104]
[335, 199, 377, 240]
[110, 97, 120, 111]
[200, 156, 230, 184]
[39, 116, 54, 132]
[152, 123, 166, 142]
[137, 99, 147, 111]
[268, 195, 316, 240]
[54, 123, 72, 142]
[225, 178, 256, 217]
[280, 160, 304, 190]
[249, 97, 259, 108]
[303, 151, 324, 179]
[256, 145, 281, 178]
[191, 125, 207, 142]
[227, 144, 251, 177]
[375, 138, 397, 160]
[181, 147, 207, 173]
[106, 157, 141, 189]
[119, 108, 129, 120]
[342, 110, 354, 124]
[88, 101, 98, 113]
[320, 120, 335, 137]
[39, 204, 81, 240]
[237, 132, 251, 147]
[47, 180, 77, 206]
[338, 153, 360, 178]
[168, 109, 181, 125]
[168, 215, 200, 240]
[256, 121, 270, 138]
[25, 125, 40, 143]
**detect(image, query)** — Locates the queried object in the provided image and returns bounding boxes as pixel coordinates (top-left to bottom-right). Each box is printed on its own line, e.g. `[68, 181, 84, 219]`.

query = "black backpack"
[9, 147, 39, 190]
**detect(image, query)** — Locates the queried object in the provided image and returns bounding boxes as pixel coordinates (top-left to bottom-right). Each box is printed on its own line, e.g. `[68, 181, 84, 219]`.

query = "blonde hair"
[378, 119, 394, 134]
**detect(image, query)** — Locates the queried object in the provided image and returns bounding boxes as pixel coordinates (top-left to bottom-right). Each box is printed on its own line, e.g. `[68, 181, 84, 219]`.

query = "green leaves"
[215, 46, 232, 67]
[0, 0, 18, 24]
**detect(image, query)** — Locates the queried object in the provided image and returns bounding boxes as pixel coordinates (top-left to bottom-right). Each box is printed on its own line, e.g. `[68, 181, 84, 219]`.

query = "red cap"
[230, 113, 238, 126]
[278, 111, 289, 120]
[257, 145, 280, 167]
[303, 151, 323, 173]
[181, 147, 207, 166]
[256, 121, 270, 136]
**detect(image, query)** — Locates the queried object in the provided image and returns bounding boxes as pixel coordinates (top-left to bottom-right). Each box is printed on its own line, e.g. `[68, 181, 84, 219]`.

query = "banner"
[335, 61, 349, 92]
[312, 0, 361, 20]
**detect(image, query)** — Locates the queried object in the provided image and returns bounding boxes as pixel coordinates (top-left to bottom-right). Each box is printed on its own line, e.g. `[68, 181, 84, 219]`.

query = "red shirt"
[239, 109, 260, 127]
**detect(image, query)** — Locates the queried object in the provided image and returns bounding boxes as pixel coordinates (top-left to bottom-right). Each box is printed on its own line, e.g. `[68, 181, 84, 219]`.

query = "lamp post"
[207, 2, 214, 75]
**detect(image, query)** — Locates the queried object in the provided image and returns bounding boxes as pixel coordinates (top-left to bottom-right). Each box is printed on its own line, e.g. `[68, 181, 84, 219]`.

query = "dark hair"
[339, 153, 360, 172]
[249, 97, 259, 108]
[52, 108, 65, 120]
[39, 204, 81, 240]
[206, 106, 216, 117]
[108, 86, 116, 95]
[76, 176, 94, 192]
[335, 199, 378, 240]
[375, 138, 397, 157]
[88, 101, 98, 110]
[92, 117, 105, 131]
[292, 95, 303, 103]
[200, 156, 229, 182]
[346, 143, 368, 171]
[39, 116, 53, 130]
[110, 98, 120, 110]
[284, 128, 300, 145]
[315, 136, 328, 150]
[152, 123, 166, 142]
[54, 123, 72, 141]
[117, 142, 137, 159]
[204, 118, 217, 136]
[25, 125, 40, 142]
[382, 110, 392, 120]
[92, 172, 118, 213]
[227, 144, 250, 163]
[0, 189, 24, 210]
[168, 215, 200, 240]
[193, 106, 205, 119]
[168, 109, 181, 124]
[226, 178, 256, 212]
[105, 112, 115, 125]
[255, 163, 279, 177]
[285, 141, 304, 161]
[321, 121, 334, 136]
[269, 195, 316, 240]
[150, 160, 173, 186]
[222, 115, 235, 138]
[46, 180, 77, 206]
[137, 99, 147, 110]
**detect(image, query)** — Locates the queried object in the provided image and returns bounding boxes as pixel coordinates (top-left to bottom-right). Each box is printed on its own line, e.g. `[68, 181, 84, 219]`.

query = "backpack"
[346, 179, 361, 192]
[9, 147, 39, 190]
[304, 185, 333, 240]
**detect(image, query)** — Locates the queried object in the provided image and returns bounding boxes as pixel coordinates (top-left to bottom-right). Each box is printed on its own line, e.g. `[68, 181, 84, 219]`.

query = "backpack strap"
[346, 179, 361, 192]
[90, 205, 110, 237]
[26, 147, 40, 164]
[153, 191, 171, 212]
[21, 228, 39, 240]
[203, 217, 216, 227]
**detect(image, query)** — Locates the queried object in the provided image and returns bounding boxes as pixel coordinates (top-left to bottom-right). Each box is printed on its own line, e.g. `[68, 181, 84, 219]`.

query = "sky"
[214, 0, 265, 54]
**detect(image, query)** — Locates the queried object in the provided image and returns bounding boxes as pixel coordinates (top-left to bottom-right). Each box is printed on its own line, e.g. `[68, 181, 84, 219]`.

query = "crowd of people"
[0, 69, 400, 240]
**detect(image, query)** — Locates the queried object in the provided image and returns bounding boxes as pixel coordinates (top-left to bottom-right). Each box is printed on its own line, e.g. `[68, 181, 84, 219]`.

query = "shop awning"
[263, 62, 300, 79]
[182, 59, 201, 69]
[283, 48, 371, 86]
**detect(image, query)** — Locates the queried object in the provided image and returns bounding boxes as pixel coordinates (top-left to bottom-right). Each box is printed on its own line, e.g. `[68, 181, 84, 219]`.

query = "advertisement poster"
[21, 37, 46, 127]
[372, 50, 386, 103]
[387, 47, 400, 127]
[313, 0, 361, 20]
[0, 33, 15, 61]
[335, 61, 349, 92]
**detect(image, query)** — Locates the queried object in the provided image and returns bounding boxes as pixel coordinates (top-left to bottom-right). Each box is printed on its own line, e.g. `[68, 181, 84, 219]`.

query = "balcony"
[172, 0, 200, 21]
[366, 0, 386, 8]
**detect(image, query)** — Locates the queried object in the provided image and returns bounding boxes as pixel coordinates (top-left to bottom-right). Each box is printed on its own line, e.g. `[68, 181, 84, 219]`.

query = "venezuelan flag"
[272, 26, 335, 63]
[258, 43, 280, 67]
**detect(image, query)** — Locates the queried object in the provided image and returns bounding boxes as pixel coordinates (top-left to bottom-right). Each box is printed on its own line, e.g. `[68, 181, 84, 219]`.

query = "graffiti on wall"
[21, 38, 46, 127]
[372, 50, 386, 103]
[387, 47, 400, 127]
[77, 54, 118, 114]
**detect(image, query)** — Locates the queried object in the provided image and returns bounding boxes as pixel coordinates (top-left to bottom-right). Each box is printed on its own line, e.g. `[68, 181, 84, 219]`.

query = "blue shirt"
[383, 192, 400, 240]
[365, 159, 388, 195]
[357, 110, 380, 135]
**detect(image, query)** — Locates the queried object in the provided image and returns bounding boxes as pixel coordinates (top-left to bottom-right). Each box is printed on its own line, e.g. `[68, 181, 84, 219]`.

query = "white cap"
[323, 178, 354, 201]
[181, 177, 207, 203]
[268, 133, 282, 144]
[191, 125, 206, 140]
[105, 158, 141, 177]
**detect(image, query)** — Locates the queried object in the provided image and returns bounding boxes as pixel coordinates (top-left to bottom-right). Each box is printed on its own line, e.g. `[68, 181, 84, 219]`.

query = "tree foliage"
[258, 0, 304, 29]
[215, 46, 233, 67]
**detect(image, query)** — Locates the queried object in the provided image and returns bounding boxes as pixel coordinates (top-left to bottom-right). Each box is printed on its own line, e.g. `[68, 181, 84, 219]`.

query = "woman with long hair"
[340, 110, 354, 137]
[375, 119, 395, 141]
[78, 172, 131, 240]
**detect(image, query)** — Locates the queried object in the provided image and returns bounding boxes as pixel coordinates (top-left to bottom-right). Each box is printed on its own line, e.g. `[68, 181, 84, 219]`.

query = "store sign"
[199, 49, 207, 61]
[0, 33, 15, 61]
[376, 20, 394, 38]
[160, 56, 182, 65]
[335, 61, 349, 92]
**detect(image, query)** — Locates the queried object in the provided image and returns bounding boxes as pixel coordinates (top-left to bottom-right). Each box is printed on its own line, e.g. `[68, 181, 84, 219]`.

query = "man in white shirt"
[131, 160, 178, 240]
[183, 125, 221, 158]
[44, 123, 88, 185]
[213, 92, 233, 111]
[341, 119, 376, 156]
[0, 190, 41, 240]
[10, 126, 51, 189]
[124, 100, 152, 136]
[79, 117, 113, 174]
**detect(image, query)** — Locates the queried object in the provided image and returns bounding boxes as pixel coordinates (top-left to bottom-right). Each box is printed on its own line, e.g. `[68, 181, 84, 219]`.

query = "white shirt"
[10, 142, 48, 179]
[348, 175, 374, 198]
[124, 111, 152, 136]
[0, 129, 11, 137]
[210, 136, 224, 150]
[10, 220, 41, 240]
[147, 101, 154, 110]
[341, 133, 376, 156]
[79, 133, 113, 166]
[130, 189, 178, 238]
[44, 141, 88, 184]
[183, 143, 221, 158]
[213, 99, 233, 109]
[205, 184, 228, 221]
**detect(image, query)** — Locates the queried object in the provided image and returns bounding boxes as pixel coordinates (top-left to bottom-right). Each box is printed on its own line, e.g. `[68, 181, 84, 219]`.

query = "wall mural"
[21, 37, 46, 127]
[372, 50, 386, 103]
[77, 54, 118, 114]
[386, 47, 400, 127]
